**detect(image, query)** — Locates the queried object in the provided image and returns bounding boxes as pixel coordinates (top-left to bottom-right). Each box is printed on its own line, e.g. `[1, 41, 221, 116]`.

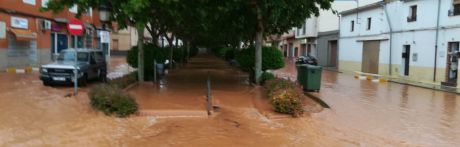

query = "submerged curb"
[304, 92, 331, 109]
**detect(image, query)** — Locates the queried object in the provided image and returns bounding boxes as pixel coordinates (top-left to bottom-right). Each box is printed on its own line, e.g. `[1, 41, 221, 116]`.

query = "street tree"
[241, 0, 333, 84]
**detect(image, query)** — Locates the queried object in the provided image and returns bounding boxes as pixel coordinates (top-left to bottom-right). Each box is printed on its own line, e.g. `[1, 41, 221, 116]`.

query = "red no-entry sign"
[67, 19, 84, 35]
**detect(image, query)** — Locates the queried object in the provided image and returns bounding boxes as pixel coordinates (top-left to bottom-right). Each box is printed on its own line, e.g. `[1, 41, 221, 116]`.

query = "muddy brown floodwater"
[0, 55, 459, 146]
[274, 60, 460, 146]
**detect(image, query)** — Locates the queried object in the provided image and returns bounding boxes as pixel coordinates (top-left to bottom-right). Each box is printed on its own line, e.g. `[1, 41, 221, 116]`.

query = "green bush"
[213, 47, 231, 58]
[235, 46, 285, 72]
[190, 46, 199, 57]
[264, 79, 304, 117]
[89, 84, 138, 118]
[127, 44, 170, 80]
[225, 49, 236, 60]
[260, 72, 275, 84]
[173, 47, 186, 62]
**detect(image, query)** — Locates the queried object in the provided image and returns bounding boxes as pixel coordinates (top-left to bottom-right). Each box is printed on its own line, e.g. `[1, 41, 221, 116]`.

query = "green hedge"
[127, 44, 170, 80]
[235, 46, 285, 72]
[190, 46, 199, 57]
[260, 72, 275, 84]
[225, 49, 236, 60]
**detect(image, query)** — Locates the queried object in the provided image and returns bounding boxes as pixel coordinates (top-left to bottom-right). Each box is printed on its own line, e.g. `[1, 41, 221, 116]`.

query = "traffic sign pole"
[67, 19, 85, 96]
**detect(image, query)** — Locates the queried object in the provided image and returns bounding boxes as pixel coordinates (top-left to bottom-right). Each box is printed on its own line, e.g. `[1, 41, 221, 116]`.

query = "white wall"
[317, 2, 357, 33]
[339, 0, 460, 80]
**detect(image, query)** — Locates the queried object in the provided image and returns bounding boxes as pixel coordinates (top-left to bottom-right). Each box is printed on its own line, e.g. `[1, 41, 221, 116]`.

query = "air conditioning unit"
[38, 19, 51, 30]
[448, 9, 454, 16]
[43, 20, 51, 30]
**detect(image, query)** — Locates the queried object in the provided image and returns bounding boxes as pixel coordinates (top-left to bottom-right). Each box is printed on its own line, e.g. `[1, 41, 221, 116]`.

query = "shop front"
[7, 17, 38, 68]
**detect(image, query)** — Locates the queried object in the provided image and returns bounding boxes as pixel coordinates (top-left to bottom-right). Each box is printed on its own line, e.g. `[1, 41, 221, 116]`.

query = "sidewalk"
[127, 54, 255, 116]
[388, 77, 460, 94]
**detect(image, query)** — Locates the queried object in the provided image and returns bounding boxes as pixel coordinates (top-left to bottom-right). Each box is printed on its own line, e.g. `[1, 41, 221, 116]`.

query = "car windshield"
[57, 51, 89, 62]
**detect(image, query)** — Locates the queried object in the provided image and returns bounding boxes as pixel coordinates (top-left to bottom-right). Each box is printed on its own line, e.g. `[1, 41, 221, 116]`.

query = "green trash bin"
[296, 64, 322, 92]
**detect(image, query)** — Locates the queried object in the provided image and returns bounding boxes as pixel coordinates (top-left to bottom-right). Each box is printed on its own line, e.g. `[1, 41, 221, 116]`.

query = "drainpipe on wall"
[433, 0, 442, 82]
[382, 2, 393, 76]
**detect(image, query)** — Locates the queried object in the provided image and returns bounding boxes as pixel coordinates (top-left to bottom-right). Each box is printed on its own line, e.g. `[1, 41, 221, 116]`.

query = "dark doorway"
[57, 34, 68, 54]
[283, 45, 287, 57]
[444, 42, 460, 87]
[402, 45, 410, 76]
[362, 41, 380, 74]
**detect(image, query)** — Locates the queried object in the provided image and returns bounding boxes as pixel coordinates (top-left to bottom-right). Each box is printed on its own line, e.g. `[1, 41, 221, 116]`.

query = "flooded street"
[274, 60, 460, 146]
[0, 55, 459, 146]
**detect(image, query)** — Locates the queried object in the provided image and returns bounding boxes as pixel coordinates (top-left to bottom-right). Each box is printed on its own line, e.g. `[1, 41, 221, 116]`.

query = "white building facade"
[339, 0, 460, 87]
[294, 0, 380, 68]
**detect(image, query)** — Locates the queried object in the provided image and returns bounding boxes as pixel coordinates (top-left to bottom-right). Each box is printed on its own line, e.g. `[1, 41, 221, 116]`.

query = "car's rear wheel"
[78, 74, 88, 87]
[43, 81, 51, 86]
[98, 70, 107, 82]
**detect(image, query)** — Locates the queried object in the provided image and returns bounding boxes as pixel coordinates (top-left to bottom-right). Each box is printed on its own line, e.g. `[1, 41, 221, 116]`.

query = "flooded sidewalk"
[273, 61, 460, 146]
[128, 54, 254, 112]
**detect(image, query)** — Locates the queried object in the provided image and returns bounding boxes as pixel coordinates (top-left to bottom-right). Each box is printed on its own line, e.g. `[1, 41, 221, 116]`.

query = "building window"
[408, 5, 417, 22]
[23, 0, 35, 5]
[41, 0, 49, 7]
[351, 20, 355, 32]
[454, 3, 460, 16]
[367, 18, 372, 30]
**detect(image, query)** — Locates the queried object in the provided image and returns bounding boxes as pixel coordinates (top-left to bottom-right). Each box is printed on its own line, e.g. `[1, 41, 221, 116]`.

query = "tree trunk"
[145, 23, 159, 47]
[254, 4, 264, 85]
[137, 27, 145, 83]
[186, 41, 190, 60]
[175, 37, 179, 48]
[166, 35, 174, 69]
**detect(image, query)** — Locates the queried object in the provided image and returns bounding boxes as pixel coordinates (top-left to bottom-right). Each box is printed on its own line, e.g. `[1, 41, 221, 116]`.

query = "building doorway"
[112, 39, 119, 51]
[402, 45, 411, 76]
[294, 47, 299, 57]
[445, 42, 460, 87]
[328, 40, 338, 67]
[283, 45, 287, 57]
[288, 43, 294, 57]
[301, 44, 307, 56]
[57, 34, 68, 53]
[361, 41, 380, 74]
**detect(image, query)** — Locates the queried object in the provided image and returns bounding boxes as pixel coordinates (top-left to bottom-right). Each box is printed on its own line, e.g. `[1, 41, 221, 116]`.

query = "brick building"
[0, 0, 105, 71]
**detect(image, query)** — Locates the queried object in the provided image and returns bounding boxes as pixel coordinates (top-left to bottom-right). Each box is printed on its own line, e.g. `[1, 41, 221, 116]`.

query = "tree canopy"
[44, 0, 333, 83]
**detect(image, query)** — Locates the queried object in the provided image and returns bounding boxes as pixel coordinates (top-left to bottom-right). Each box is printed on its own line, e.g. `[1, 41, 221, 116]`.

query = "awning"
[9, 29, 37, 41]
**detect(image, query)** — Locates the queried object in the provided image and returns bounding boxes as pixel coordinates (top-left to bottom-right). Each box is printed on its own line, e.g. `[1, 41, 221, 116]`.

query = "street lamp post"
[99, 3, 111, 61]
[98, 4, 111, 24]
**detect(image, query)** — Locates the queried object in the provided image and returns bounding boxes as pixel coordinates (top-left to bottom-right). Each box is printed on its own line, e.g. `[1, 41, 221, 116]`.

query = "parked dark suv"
[40, 49, 107, 86]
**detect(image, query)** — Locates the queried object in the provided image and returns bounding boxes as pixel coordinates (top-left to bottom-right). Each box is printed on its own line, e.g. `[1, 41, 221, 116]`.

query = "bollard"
[206, 71, 212, 115]
[154, 60, 157, 83]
